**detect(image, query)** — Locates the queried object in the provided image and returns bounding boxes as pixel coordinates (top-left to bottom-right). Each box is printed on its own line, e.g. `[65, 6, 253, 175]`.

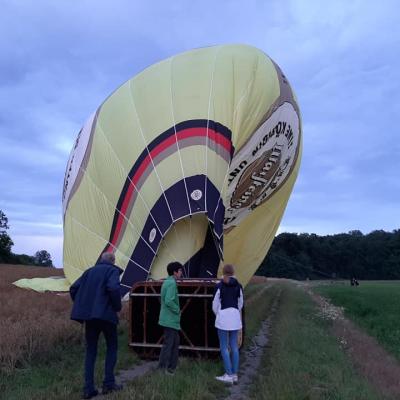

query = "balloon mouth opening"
[148, 212, 223, 281]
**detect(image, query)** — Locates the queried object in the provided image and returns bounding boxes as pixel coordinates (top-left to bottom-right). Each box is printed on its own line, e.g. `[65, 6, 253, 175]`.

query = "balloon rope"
[232, 55, 258, 116]
[201, 48, 222, 269]
[169, 57, 192, 214]
[68, 214, 149, 273]
[128, 80, 182, 248]
[78, 164, 157, 256]
[205, 47, 220, 216]
[212, 55, 260, 229]
[169, 56, 192, 278]
[212, 166, 230, 224]
[96, 124, 178, 261]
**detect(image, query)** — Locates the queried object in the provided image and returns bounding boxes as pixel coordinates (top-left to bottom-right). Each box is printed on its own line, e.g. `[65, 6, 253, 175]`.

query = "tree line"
[3, 207, 399, 277]
[0, 210, 53, 267]
[256, 230, 400, 280]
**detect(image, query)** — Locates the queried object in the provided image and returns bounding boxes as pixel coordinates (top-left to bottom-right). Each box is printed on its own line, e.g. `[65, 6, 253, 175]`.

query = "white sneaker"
[231, 374, 238, 384]
[215, 373, 234, 384]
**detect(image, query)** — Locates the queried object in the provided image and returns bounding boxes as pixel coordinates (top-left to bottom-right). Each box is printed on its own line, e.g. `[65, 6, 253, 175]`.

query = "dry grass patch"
[0, 265, 81, 373]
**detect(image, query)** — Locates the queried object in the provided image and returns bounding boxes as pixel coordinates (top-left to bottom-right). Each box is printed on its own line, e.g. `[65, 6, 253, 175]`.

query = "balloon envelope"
[62, 44, 302, 294]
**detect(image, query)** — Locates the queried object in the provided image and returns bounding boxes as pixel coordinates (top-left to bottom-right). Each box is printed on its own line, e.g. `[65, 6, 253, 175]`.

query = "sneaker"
[82, 389, 98, 399]
[166, 368, 176, 375]
[102, 383, 123, 394]
[215, 373, 234, 384]
[231, 374, 238, 384]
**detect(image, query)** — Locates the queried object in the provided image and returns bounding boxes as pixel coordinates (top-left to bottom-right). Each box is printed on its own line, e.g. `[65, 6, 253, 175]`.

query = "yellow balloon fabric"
[62, 44, 302, 294]
[13, 277, 70, 292]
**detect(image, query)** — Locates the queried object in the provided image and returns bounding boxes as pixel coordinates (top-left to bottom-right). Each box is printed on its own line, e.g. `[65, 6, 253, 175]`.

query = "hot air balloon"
[62, 44, 302, 296]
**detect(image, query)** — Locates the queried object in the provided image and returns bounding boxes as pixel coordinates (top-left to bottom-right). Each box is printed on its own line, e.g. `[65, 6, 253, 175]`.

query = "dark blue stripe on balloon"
[213, 200, 225, 238]
[186, 175, 206, 213]
[164, 179, 191, 220]
[119, 175, 224, 295]
[104, 119, 233, 263]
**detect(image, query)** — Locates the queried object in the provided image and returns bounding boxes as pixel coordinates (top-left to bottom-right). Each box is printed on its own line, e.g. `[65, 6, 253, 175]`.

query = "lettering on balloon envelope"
[224, 102, 300, 230]
[62, 111, 97, 217]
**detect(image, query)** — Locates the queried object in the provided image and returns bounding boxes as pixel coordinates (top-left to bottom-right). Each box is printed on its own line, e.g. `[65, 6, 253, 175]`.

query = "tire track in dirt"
[93, 361, 158, 398]
[307, 287, 400, 399]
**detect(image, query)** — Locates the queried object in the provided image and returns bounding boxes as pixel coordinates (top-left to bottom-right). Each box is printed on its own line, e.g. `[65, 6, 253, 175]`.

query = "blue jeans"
[84, 319, 118, 392]
[217, 329, 239, 375]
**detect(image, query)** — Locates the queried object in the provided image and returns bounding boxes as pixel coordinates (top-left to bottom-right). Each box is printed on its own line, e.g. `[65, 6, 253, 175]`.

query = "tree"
[0, 210, 10, 230]
[256, 229, 400, 280]
[34, 250, 53, 267]
[0, 210, 13, 260]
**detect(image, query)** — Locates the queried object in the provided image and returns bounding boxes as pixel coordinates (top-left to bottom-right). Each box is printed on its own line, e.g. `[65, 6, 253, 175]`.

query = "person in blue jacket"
[212, 264, 244, 385]
[70, 252, 123, 399]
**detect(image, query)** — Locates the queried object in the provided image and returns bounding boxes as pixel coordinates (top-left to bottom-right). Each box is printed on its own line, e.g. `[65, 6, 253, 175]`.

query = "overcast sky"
[1, 0, 399, 267]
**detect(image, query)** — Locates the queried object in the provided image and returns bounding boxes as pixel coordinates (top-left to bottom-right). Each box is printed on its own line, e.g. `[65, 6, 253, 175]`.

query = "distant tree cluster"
[0, 210, 14, 261]
[0, 210, 54, 267]
[256, 230, 400, 280]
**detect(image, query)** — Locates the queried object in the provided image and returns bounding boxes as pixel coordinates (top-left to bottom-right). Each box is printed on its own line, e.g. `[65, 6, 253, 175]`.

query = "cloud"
[0, 0, 399, 269]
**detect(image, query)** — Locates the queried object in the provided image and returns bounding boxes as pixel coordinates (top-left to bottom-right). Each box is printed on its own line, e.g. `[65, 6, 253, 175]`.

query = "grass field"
[0, 265, 79, 373]
[250, 283, 382, 400]
[0, 267, 271, 400]
[2, 267, 398, 399]
[316, 282, 400, 361]
[0, 265, 135, 400]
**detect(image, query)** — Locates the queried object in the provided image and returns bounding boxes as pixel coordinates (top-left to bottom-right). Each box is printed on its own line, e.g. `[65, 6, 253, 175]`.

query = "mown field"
[1, 266, 399, 400]
[316, 281, 400, 361]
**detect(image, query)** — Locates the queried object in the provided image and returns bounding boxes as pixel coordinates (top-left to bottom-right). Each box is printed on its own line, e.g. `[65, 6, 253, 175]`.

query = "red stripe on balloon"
[108, 127, 231, 248]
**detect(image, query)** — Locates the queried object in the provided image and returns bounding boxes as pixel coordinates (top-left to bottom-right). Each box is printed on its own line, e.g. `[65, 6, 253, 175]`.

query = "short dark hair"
[100, 252, 115, 264]
[167, 262, 183, 276]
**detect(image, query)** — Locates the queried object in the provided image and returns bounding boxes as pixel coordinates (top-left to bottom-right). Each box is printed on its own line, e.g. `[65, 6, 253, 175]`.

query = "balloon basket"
[128, 278, 245, 359]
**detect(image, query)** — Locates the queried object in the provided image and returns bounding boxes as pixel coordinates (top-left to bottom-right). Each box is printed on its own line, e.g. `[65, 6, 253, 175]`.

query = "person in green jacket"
[158, 262, 183, 374]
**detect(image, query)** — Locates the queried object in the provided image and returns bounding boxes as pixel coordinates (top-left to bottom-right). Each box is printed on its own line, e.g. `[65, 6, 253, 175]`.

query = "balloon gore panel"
[62, 44, 302, 293]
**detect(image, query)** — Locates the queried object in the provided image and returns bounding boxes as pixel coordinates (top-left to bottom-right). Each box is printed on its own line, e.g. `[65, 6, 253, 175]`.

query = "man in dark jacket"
[70, 252, 123, 399]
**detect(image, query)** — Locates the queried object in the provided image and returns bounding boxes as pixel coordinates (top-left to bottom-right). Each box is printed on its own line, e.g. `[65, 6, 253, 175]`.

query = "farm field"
[1, 266, 398, 399]
[316, 281, 400, 361]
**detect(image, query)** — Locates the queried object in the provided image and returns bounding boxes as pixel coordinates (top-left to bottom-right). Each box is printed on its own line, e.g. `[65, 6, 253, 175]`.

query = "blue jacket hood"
[222, 276, 240, 287]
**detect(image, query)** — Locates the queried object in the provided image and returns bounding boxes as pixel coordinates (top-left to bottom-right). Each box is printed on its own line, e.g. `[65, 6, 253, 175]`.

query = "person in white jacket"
[212, 264, 244, 384]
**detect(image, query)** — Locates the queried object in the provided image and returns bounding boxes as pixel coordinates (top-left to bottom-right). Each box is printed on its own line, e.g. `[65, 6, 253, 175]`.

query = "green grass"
[3, 282, 384, 400]
[104, 282, 275, 400]
[244, 282, 269, 299]
[107, 358, 226, 400]
[0, 283, 272, 400]
[250, 283, 383, 400]
[244, 284, 280, 342]
[315, 282, 400, 361]
[0, 324, 136, 400]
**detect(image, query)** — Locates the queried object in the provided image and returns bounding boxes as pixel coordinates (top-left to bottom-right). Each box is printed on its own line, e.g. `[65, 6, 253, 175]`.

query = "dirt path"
[103, 283, 280, 399]
[224, 287, 282, 400]
[94, 282, 277, 398]
[94, 361, 157, 397]
[308, 288, 400, 399]
[96, 284, 271, 399]
[92, 282, 400, 399]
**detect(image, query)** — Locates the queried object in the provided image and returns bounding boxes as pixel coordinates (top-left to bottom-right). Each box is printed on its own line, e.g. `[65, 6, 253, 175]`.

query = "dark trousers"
[84, 319, 118, 392]
[158, 327, 180, 370]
